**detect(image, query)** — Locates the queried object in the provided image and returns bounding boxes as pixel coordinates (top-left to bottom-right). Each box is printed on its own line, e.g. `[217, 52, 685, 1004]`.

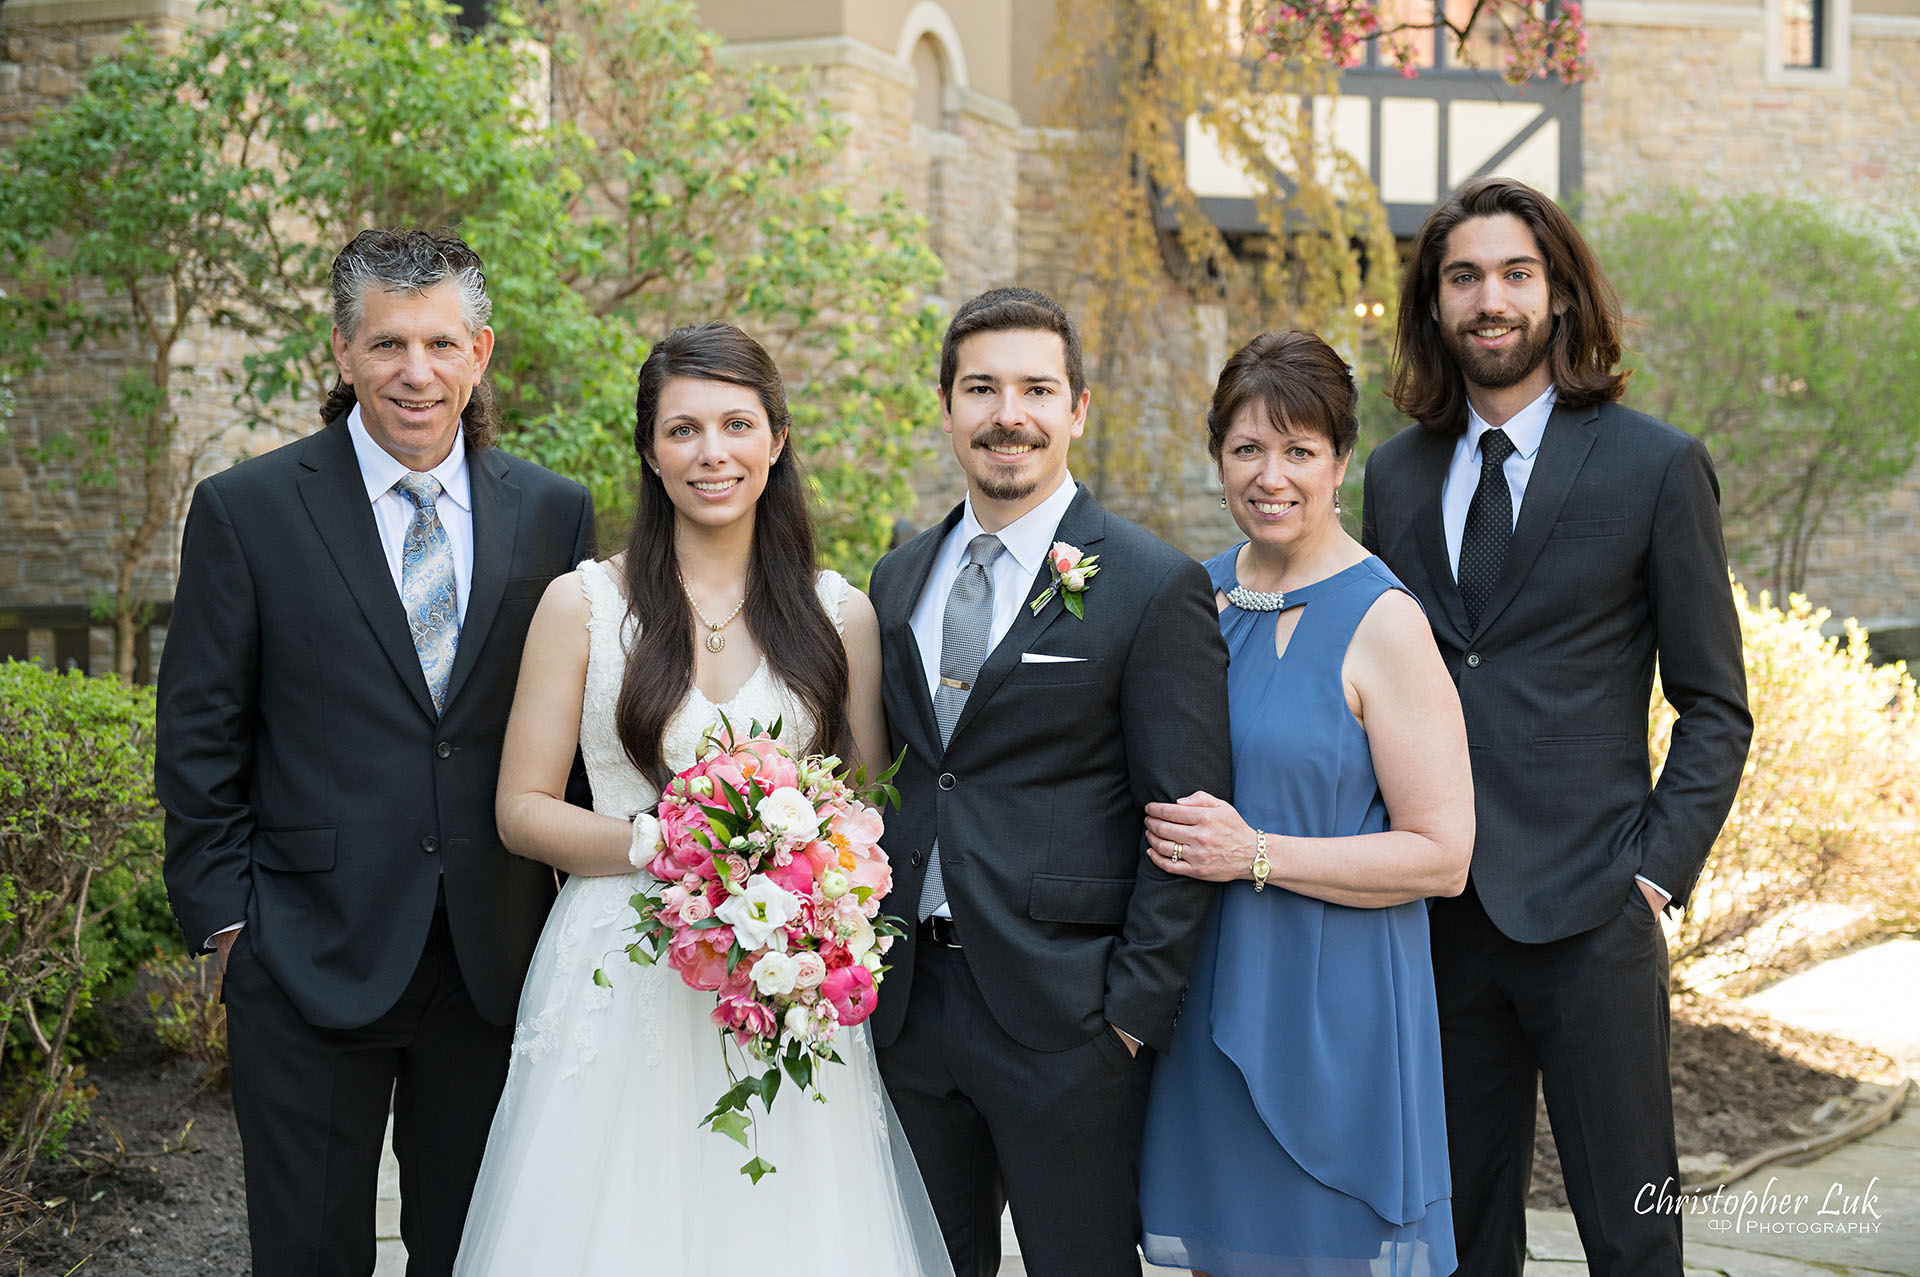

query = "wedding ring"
[1171, 843, 1185, 862]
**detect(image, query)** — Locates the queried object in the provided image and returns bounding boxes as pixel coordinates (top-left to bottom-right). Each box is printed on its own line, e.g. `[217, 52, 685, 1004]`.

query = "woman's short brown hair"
[1206, 330, 1359, 462]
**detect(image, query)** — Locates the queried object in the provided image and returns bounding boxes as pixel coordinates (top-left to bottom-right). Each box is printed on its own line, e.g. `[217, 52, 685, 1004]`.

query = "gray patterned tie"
[919, 533, 1004, 921]
[395, 473, 461, 715]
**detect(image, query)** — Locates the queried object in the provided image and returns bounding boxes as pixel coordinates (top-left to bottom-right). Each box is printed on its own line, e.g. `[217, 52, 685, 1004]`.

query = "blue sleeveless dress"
[1138, 549, 1455, 1277]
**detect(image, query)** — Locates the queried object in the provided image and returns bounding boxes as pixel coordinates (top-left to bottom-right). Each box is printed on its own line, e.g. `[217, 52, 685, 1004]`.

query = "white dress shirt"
[909, 471, 1080, 703]
[1440, 385, 1556, 577]
[1436, 387, 1671, 905]
[348, 404, 475, 624]
[907, 471, 1079, 921]
[208, 408, 477, 949]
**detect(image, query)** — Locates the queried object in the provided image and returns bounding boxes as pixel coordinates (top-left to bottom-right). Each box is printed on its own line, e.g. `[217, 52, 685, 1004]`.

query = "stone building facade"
[3, 0, 1917, 668]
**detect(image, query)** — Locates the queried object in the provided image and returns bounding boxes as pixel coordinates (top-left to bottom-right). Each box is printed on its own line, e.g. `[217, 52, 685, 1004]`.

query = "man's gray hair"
[320, 228, 501, 445]
[330, 227, 493, 341]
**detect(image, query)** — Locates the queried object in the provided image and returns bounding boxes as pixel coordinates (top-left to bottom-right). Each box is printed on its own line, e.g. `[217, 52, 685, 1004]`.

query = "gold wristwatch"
[1251, 830, 1271, 892]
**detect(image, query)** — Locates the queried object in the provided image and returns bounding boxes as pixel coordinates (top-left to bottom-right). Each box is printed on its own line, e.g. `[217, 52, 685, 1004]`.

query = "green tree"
[1592, 189, 1920, 592]
[200, 0, 944, 572]
[1038, 0, 1589, 531]
[4, 0, 941, 610]
[0, 31, 276, 681]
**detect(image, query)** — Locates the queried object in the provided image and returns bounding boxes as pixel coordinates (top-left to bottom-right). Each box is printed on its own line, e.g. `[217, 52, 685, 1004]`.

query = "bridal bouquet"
[611, 717, 903, 1181]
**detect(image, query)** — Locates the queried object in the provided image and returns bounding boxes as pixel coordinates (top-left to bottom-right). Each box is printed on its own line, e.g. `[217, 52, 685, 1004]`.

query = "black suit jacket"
[867, 486, 1232, 1055]
[157, 417, 595, 1030]
[1362, 399, 1752, 944]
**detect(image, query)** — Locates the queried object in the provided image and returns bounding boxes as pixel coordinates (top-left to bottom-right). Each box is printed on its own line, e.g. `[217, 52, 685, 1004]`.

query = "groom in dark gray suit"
[1361, 178, 1752, 1276]
[871, 288, 1231, 1277]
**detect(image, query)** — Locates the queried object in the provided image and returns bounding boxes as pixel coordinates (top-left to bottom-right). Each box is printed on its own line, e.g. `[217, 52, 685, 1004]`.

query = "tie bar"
[940, 676, 971, 691]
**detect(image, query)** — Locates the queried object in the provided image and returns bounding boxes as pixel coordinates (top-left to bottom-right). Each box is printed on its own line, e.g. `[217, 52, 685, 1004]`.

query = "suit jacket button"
[910, 850, 922, 867]
[1465, 652, 1481, 668]
[422, 836, 439, 854]
[938, 772, 956, 790]
[436, 741, 453, 759]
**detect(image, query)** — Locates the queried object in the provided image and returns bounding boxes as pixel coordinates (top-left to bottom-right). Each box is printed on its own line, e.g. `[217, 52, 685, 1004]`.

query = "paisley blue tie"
[395, 473, 460, 714]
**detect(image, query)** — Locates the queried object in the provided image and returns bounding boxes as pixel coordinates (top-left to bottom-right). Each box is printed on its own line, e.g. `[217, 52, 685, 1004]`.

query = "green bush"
[0, 661, 161, 1190]
[1658, 586, 1920, 989]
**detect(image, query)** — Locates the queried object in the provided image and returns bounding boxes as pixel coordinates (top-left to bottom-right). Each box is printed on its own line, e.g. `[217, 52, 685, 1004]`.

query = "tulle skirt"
[455, 871, 954, 1276]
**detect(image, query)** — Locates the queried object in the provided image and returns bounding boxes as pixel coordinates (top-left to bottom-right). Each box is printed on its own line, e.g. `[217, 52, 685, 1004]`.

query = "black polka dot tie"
[1458, 427, 1516, 631]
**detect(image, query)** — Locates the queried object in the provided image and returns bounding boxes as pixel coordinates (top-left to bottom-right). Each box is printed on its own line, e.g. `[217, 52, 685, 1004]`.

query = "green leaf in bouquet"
[746, 775, 765, 809]
[697, 803, 738, 841]
[741, 1156, 777, 1183]
[726, 939, 747, 969]
[851, 885, 874, 905]
[624, 941, 657, 967]
[781, 1046, 813, 1090]
[724, 779, 754, 823]
[592, 967, 611, 987]
[704, 1077, 756, 1123]
[767, 715, 784, 741]
[870, 746, 906, 789]
[707, 1109, 752, 1149]
[1064, 590, 1085, 620]
[689, 916, 727, 930]
[757, 1065, 782, 1108]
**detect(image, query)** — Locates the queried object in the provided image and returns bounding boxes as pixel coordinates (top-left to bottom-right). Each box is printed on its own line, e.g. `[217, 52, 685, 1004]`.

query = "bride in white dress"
[455, 323, 952, 1276]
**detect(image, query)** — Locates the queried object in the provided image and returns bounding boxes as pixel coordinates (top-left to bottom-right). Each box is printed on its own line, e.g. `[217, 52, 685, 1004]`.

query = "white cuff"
[1634, 874, 1672, 903]
[206, 922, 244, 951]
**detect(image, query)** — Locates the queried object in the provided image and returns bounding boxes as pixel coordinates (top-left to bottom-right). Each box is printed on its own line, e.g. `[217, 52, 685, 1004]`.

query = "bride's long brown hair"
[615, 323, 850, 790]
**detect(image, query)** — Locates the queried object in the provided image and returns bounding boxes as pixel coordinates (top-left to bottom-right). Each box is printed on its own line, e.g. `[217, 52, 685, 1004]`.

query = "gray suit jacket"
[1362, 399, 1752, 944]
[867, 486, 1231, 1054]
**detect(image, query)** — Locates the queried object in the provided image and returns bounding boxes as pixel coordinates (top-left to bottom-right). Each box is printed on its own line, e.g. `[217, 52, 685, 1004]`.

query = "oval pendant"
[705, 631, 726, 653]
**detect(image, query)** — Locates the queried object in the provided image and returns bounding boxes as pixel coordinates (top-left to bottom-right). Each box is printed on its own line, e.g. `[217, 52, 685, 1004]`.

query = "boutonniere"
[1029, 541, 1101, 619]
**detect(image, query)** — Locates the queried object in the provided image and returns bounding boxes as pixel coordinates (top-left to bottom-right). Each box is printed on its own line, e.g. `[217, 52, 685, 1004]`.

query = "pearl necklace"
[679, 571, 747, 652]
[1226, 585, 1286, 612]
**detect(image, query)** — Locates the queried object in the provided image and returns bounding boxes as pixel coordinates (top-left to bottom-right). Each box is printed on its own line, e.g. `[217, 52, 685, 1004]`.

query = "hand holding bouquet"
[611, 716, 903, 1181]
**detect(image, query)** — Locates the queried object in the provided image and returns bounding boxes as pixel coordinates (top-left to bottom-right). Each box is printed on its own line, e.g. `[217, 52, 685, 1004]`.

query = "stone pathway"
[377, 939, 1920, 1275]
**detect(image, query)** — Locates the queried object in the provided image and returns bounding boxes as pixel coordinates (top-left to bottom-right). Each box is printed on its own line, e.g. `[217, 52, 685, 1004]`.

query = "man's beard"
[1442, 313, 1553, 390]
[971, 429, 1048, 502]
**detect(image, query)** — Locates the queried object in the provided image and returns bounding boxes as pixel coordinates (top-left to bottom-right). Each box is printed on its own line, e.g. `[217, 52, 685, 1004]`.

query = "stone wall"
[0, 9, 304, 672]
[1582, 9, 1920, 646]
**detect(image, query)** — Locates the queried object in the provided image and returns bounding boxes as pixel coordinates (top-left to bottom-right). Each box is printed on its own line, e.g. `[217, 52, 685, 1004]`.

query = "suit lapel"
[1472, 402, 1599, 638]
[945, 487, 1107, 750]
[297, 419, 437, 720]
[442, 448, 520, 710]
[882, 503, 963, 758]
[1409, 429, 1471, 645]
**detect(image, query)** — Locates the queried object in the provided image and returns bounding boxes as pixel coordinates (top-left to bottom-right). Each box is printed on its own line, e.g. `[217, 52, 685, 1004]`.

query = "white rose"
[841, 913, 877, 962]
[784, 1003, 813, 1040]
[819, 868, 850, 900]
[628, 812, 664, 870]
[751, 950, 799, 997]
[1064, 567, 1087, 591]
[860, 950, 885, 975]
[713, 876, 804, 950]
[757, 787, 822, 843]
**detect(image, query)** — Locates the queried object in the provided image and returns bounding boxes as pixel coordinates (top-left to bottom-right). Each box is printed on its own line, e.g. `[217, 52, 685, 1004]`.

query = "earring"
[1220, 491, 1228, 509]
[1334, 493, 1343, 514]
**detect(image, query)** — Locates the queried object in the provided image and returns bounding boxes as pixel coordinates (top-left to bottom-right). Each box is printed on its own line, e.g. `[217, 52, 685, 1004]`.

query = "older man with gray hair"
[157, 228, 594, 1275]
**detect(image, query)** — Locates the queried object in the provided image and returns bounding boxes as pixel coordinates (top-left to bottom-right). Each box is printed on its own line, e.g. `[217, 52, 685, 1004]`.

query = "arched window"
[911, 34, 948, 132]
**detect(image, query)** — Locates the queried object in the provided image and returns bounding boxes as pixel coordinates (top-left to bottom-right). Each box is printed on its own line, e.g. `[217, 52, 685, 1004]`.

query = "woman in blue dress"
[1138, 331, 1473, 1276]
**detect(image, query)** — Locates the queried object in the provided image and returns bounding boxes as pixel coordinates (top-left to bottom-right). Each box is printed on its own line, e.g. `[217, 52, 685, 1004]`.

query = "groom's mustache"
[973, 428, 1048, 452]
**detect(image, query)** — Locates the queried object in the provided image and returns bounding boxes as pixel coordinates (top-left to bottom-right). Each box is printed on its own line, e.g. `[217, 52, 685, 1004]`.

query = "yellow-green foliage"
[1657, 584, 1920, 986]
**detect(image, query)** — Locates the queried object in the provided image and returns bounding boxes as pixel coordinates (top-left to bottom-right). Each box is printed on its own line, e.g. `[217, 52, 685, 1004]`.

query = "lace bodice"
[574, 559, 848, 815]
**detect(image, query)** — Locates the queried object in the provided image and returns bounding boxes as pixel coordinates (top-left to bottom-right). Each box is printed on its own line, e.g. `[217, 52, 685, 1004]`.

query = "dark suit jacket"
[867, 486, 1232, 1055]
[157, 416, 595, 1030]
[1361, 399, 1752, 944]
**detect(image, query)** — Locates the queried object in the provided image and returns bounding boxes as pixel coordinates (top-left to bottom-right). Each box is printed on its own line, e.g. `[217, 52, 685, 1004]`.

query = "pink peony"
[732, 736, 800, 794]
[828, 802, 885, 848]
[763, 857, 817, 901]
[822, 965, 877, 1026]
[667, 926, 732, 991]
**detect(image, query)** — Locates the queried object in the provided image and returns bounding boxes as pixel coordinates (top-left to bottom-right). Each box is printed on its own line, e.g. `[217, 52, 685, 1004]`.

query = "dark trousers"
[1430, 883, 1682, 1277]
[877, 942, 1152, 1277]
[224, 905, 512, 1277]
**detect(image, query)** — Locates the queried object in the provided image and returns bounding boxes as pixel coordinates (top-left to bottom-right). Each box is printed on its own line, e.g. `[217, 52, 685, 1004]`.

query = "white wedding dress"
[455, 561, 953, 1276]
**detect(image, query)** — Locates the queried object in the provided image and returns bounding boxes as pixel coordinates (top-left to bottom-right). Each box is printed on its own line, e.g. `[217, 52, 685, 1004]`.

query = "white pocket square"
[1020, 652, 1087, 664]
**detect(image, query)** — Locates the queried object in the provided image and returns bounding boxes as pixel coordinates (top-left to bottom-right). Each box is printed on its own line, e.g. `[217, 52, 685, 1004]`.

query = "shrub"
[144, 950, 227, 1087]
[1660, 585, 1920, 989]
[0, 662, 161, 1191]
